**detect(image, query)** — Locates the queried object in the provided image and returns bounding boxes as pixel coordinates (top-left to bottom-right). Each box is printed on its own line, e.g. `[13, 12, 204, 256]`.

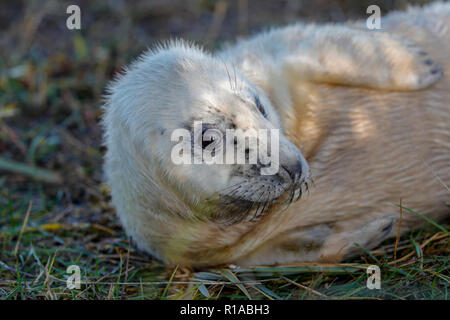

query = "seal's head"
[104, 41, 309, 234]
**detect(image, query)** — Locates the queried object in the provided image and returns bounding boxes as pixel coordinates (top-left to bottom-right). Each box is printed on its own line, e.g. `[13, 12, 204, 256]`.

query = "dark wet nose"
[282, 160, 302, 182]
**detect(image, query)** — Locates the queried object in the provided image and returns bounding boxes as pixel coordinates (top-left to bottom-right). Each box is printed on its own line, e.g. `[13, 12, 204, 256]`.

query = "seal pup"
[103, 2, 449, 266]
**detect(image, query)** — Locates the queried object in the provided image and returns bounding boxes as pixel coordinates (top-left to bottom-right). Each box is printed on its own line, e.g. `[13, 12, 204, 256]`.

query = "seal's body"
[103, 2, 449, 267]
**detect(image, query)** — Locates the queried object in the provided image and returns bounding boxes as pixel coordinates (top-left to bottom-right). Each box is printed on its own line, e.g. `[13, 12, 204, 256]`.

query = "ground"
[0, 0, 448, 300]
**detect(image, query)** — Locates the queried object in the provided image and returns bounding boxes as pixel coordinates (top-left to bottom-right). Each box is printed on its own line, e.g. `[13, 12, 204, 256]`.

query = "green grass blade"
[394, 204, 449, 235]
[219, 269, 252, 300]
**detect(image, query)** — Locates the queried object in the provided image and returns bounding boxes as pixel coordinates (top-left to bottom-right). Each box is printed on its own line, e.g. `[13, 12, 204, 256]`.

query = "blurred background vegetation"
[0, 0, 447, 300]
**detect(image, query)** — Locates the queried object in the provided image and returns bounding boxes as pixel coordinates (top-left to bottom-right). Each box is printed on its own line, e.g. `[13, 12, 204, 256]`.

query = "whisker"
[218, 180, 248, 194]
[281, 182, 296, 211]
[294, 185, 302, 202]
[249, 189, 268, 221]
[209, 169, 313, 225]
[232, 64, 238, 93]
[221, 59, 234, 91]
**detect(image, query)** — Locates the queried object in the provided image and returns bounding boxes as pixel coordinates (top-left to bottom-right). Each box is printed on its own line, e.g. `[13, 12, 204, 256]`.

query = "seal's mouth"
[203, 169, 311, 225]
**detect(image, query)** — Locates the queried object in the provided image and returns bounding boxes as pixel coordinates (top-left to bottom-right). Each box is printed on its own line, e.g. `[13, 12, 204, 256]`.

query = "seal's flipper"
[285, 25, 442, 90]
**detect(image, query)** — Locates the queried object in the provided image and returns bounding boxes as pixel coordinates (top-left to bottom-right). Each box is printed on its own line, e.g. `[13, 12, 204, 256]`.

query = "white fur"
[102, 3, 448, 266]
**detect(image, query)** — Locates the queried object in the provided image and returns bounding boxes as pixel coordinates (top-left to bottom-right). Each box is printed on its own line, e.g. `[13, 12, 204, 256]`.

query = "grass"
[0, 0, 448, 300]
[0, 189, 448, 299]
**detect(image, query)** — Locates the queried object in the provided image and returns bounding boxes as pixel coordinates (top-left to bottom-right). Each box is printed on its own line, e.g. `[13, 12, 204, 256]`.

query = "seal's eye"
[255, 96, 267, 118]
